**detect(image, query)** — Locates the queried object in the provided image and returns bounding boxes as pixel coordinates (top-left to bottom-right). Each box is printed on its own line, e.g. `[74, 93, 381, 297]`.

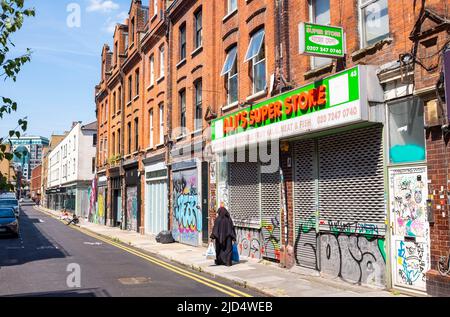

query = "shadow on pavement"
[0, 208, 68, 267]
[2, 288, 111, 297]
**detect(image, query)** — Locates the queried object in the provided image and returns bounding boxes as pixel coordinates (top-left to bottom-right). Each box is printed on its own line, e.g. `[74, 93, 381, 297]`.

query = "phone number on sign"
[316, 106, 358, 125]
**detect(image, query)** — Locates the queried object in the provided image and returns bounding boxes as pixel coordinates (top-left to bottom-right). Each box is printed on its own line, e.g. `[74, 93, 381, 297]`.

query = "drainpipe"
[165, 8, 173, 232]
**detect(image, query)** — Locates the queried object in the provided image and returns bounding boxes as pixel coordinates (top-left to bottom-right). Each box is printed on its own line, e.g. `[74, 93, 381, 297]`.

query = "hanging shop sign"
[299, 22, 346, 58]
[211, 65, 383, 152]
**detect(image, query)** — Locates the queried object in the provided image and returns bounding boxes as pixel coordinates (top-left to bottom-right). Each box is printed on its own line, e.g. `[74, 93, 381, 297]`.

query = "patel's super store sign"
[211, 65, 383, 152]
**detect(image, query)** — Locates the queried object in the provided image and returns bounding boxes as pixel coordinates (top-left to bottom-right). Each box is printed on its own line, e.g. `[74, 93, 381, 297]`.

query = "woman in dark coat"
[210, 206, 236, 266]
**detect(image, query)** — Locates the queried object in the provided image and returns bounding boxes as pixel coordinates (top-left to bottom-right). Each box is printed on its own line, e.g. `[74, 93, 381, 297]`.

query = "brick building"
[30, 164, 42, 203]
[95, 0, 449, 295]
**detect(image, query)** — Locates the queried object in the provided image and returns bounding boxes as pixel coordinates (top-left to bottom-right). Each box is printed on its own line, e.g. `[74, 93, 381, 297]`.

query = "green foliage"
[0, 0, 35, 192]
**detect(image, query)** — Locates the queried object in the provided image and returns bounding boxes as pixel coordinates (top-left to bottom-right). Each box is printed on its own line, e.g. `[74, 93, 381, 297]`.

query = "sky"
[0, 0, 131, 139]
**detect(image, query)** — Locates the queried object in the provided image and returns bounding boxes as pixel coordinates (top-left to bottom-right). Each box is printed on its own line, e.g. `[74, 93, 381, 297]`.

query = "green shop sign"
[299, 22, 345, 58]
[211, 66, 384, 152]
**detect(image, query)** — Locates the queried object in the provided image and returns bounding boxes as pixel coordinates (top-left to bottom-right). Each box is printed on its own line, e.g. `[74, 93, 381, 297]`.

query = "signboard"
[299, 22, 345, 58]
[211, 65, 383, 152]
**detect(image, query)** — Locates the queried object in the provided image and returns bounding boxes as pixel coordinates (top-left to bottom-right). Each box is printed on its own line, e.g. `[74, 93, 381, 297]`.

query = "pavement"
[34, 205, 408, 297]
[0, 205, 261, 297]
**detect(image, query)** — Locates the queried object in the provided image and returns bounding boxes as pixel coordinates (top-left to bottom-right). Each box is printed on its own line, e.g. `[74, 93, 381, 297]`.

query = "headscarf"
[211, 207, 236, 244]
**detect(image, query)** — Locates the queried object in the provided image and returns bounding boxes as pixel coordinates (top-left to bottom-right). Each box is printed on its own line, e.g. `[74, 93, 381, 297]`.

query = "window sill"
[191, 46, 203, 58]
[147, 83, 154, 91]
[156, 143, 164, 148]
[176, 135, 186, 141]
[222, 101, 239, 112]
[151, 14, 157, 23]
[176, 58, 187, 69]
[129, 42, 135, 50]
[156, 76, 165, 83]
[246, 90, 267, 102]
[223, 9, 237, 23]
[126, 101, 132, 107]
[351, 37, 393, 61]
[133, 95, 140, 101]
[304, 63, 334, 81]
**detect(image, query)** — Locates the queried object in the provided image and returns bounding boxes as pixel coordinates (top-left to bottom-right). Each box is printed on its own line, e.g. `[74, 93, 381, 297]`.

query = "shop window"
[359, 0, 390, 48]
[388, 97, 425, 164]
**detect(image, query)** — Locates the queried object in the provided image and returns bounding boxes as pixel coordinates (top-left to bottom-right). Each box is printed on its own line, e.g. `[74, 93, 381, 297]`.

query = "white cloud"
[102, 11, 128, 34]
[87, 0, 119, 13]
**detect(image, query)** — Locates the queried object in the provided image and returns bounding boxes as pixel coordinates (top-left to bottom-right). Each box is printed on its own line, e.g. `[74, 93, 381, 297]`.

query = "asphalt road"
[0, 204, 262, 297]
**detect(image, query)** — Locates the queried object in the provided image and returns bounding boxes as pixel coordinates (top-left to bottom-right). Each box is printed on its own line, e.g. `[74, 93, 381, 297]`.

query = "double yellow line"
[36, 207, 253, 297]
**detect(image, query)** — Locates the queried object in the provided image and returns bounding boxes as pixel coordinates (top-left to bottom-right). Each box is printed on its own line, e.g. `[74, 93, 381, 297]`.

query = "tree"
[0, 0, 35, 191]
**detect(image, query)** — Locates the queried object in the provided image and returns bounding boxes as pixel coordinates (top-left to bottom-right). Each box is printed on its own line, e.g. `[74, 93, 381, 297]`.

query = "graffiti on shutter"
[293, 139, 318, 269]
[261, 166, 281, 261]
[318, 125, 385, 236]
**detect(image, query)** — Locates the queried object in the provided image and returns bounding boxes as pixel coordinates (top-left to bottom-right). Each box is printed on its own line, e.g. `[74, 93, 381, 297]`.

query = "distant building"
[30, 164, 42, 202]
[47, 121, 97, 216]
[0, 144, 16, 191]
[7, 136, 49, 181]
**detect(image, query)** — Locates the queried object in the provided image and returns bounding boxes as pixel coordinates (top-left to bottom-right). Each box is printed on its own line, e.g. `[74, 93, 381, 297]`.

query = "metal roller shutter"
[229, 162, 260, 227]
[260, 166, 281, 260]
[318, 125, 385, 234]
[293, 139, 318, 269]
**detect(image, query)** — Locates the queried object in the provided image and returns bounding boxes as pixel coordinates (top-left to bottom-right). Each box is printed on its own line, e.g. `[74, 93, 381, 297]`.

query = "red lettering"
[285, 97, 293, 116]
[317, 85, 327, 105]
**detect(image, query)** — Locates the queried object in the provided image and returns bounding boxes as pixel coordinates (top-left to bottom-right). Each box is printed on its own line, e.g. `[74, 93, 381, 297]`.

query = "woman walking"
[210, 205, 236, 266]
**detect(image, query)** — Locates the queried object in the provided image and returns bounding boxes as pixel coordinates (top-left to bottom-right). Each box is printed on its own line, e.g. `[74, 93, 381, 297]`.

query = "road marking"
[84, 242, 103, 246]
[34, 207, 253, 297]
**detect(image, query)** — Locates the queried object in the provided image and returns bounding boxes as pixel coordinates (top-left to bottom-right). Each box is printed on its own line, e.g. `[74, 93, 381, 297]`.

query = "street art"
[396, 240, 427, 288]
[389, 167, 430, 291]
[294, 213, 387, 287]
[126, 186, 138, 231]
[294, 214, 318, 269]
[261, 216, 281, 261]
[236, 227, 262, 259]
[327, 220, 381, 237]
[172, 169, 201, 246]
[88, 178, 97, 223]
[95, 188, 105, 225]
[319, 234, 386, 287]
[390, 167, 427, 238]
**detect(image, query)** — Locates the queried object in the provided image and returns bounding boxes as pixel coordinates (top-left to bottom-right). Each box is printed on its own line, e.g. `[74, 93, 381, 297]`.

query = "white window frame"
[153, 0, 158, 17]
[194, 80, 202, 131]
[228, 0, 237, 14]
[194, 9, 202, 49]
[149, 55, 155, 86]
[149, 109, 154, 148]
[159, 104, 164, 145]
[358, 0, 390, 48]
[159, 46, 165, 78]
[251, 39, 266, 94]
[227, 53, 238, 105]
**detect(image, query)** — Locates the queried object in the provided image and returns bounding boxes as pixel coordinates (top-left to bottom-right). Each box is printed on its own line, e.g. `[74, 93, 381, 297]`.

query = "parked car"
[0, 198, 20, 217]
[0, 207, 19, 238]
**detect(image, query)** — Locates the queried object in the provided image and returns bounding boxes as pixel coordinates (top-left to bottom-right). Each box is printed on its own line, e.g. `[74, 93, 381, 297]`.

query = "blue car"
[0, 198, 20, 217]
[0, 208, 19, 238]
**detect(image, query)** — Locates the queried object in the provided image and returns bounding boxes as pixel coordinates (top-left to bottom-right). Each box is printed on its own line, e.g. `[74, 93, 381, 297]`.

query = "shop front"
[144, 155, 168, 236]
[124, 164, 140, 232]
[109, 167, 122, 228]
[211, 65, 404, 287]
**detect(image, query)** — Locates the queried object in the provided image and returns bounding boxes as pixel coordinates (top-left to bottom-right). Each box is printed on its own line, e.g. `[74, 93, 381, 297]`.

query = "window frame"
[251, 36, 266, 94]
[149, 54, 155, 86]
[227, 0, 237, 14]
[194, 79, 203, 131]
[135, 68, 140, 97]
[159, 103, 164, 145]
[159, 45, 165, 78]
[149, 109, 154, 148]
[179, 23, 187, 61]
[309, 0, 332, 69]
[194, 9, 203, 49]
[128, 75, 132, 103]
[134, 118, 139, 152]
[179, 89, 186, 133]
[359, 0, 390, 48]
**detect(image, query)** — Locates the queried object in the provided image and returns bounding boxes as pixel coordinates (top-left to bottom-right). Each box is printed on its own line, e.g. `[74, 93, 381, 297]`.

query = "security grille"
[293, 139, 318, 269]
[229, 162, 260, 227]
[318, 125, 385, 234]
[260, 166, 281, 260]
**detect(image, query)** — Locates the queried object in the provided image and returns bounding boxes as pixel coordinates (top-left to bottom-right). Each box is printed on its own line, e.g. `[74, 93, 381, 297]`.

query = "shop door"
[126, 186, 138, 232]
[293, 139, 318, 269]
[145, 179, 168, 235]
[389, 166, 430, 292]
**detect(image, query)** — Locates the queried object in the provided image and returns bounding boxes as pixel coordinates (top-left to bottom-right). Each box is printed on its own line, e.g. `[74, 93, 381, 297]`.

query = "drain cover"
[118, 277, 151, 285]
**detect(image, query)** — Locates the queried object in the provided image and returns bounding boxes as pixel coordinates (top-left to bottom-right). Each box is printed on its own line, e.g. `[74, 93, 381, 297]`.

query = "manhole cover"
[118, 277, 152, 285]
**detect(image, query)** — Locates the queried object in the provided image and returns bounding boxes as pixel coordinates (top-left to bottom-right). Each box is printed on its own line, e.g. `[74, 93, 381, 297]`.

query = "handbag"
[206, 242, 216, 260]
[232, 243, 240, 263]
